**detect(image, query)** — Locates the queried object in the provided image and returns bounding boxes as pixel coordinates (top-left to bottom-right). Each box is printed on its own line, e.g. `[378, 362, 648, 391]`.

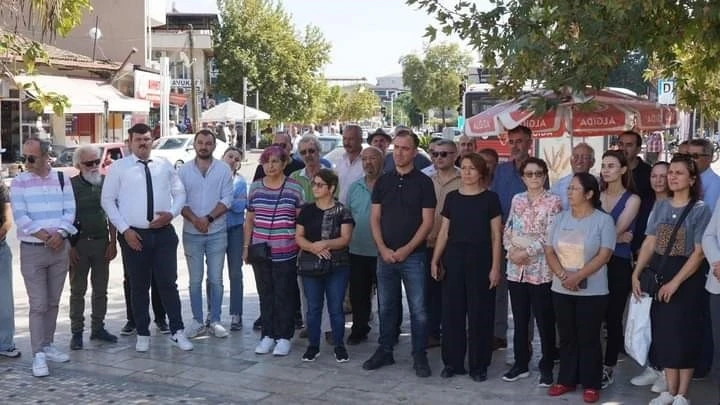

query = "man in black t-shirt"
[362, 131, 437, 378]
[0, 181, 19, 358]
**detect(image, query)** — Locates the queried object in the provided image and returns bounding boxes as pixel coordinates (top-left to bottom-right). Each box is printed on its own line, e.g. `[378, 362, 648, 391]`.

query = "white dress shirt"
[177, 158, 234, 235]
[550, 174, 573, 211]
[334, 152, 364, 204]
[101, 154, 186, 233]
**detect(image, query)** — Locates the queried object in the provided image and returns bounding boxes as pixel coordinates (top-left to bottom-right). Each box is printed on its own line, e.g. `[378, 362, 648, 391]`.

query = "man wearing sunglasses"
[10, 136, 77, 377]
[67, 146, 119, 351]
[252, 132, 305, 182]
[425, 139, 461, 349]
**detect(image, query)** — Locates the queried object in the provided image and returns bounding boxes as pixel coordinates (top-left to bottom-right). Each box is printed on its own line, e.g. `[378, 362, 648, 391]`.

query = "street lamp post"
[390, 92, 396, 128]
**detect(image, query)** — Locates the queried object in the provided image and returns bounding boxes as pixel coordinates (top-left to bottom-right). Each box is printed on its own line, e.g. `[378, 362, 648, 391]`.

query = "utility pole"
[188, 24, 199, 129]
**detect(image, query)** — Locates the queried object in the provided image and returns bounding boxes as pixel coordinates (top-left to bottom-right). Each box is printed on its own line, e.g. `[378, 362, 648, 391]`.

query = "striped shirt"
[11, 169, 77, 243]
[247, 177, 304, 262]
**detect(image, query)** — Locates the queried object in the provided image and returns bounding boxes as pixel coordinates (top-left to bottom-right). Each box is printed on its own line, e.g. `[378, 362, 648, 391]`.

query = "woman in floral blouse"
[502, 157, 562, 386]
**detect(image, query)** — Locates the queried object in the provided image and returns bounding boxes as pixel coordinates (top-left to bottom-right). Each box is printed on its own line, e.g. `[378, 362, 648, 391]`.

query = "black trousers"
[349, 253, 376, 337]
[123, 268, 166, 327]
[441, 245, 495, 373]
[119, 226, 183, 336]
[508, 281, 556, 372]
[425, 248, 442, 339]
[553, 292, 608, 390]
[604, 255, 632, 367]
[253, 259, 298, 340]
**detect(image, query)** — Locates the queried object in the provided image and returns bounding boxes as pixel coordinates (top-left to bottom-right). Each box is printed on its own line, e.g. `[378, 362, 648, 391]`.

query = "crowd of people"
[3, 122, 720, 405]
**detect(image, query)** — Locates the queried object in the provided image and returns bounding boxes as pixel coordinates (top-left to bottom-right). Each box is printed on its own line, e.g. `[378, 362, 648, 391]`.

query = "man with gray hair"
[11, 136, 77, 377]
[68, 145, 118, 350]
[550, 143, 596, 210]
[335, 124, 365, 205]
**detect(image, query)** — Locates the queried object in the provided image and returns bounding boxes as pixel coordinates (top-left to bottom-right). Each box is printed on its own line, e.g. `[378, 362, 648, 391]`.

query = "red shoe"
[583, 389, 600, 403]
[548, 384, 576, 396]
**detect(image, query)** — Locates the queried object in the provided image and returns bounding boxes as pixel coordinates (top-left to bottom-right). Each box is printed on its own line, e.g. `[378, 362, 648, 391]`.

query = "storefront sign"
[134, 70, 161, 103]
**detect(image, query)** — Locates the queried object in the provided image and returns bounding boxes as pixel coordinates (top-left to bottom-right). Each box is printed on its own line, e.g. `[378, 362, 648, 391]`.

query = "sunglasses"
[523, 171, 545, 178]
[299, 149, 316, 156]
[82, 159, 101, 168]
[21, 155, 39, 164]
[430, 151, 453, 158]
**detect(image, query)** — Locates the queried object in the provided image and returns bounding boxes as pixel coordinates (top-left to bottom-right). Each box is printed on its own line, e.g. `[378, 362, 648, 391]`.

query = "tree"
[341, 86, 379, 122]
[607, 51, 648, 96]
[213, 0, 331, 123]
[0, 0, 91, 114]
[319, 84, 344, 123]
[400, 43, 471, 125]
[407, 0, 720, 116]
[395, 92, 424, 127]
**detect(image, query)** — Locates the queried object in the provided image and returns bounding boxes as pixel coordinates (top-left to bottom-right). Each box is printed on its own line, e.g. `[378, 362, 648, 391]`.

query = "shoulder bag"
[639, 200, 695, 297]
[297, 204, 344, 277]
[246, 178, 287, 265]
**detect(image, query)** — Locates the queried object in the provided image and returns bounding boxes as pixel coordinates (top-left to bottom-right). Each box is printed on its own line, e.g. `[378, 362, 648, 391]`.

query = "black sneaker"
[334, 346, 349, 363]
[362, 349, 395, 370]
[346, 333, 368, 346]
[253, 317, 262, 331]
[302, 346, 320, 362]
[0, 348, 20, 358]
[413, 353, 431, 378]
[120, 322, 136, 336]
[538, 370, 554, 387]
[502, 366, 530, 382]
[90, 329, 118, 343]
[70, 332, 83, 350]
[156, 321, 170, 335]
[601, 367, 614, 389]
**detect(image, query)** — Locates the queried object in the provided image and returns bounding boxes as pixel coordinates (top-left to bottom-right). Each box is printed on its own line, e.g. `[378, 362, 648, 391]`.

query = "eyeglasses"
[21, 155, 38, 164]
[430, 151, 454, 158]
[689, 153, 710, 159]
[507, 139, 527, 145]
[299, 149, 317, 156]
[523, 171, 545, 178]
[82, 159, 101, 168]
[310, 181, 327, 188]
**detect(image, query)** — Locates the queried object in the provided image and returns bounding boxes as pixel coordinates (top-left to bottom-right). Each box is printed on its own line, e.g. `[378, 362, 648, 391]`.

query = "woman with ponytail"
[544, 173, 616, 403]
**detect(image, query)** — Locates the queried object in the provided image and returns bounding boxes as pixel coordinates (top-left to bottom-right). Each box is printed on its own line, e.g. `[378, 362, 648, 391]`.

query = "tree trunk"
[442, 107, 446, 126]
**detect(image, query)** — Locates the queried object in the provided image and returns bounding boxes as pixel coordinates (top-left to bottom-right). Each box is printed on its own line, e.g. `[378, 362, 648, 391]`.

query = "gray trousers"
[69, 238, 110, 334]
[20, 242, 69, 354]
[494, 255, 509, 339]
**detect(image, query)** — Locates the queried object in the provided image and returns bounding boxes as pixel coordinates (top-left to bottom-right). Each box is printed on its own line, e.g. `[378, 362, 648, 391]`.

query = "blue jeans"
[226, 225, 244, 316]
[302, 265, 350, 347]
[0, 241, 15, 351]
[183, 231, 228, 323]
[377, 251, 427, 355]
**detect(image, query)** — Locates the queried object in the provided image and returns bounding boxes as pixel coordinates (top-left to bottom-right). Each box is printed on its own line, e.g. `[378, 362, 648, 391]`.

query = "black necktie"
[139, 160, 154, 222]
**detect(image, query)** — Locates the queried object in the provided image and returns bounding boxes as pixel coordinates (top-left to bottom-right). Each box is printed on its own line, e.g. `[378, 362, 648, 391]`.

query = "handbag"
[624, 295, 653, 366]
[297, 251, 333, 277]
[639, 200, 695, 296]
[246, 178, 287, 265]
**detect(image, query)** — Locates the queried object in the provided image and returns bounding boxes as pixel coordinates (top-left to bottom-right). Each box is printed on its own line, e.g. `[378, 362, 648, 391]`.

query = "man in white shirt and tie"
[101, 123, 193, 352]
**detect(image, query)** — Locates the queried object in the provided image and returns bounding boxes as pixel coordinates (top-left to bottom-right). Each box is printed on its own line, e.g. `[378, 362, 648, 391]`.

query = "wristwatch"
[206, 215, 215, 223]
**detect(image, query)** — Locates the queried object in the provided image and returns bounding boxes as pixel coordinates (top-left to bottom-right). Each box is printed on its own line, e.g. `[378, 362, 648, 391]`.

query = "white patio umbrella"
[200, 100, 270, 122]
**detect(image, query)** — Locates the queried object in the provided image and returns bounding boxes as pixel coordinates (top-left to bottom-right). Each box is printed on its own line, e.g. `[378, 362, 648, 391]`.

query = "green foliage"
[418, 134, 432, 151]
[406, 0, 720, 116]
[258, 133, 273, 149]
[341, 86, 380, 122]
[608, 51, 648, 96]
[0, 0, 91, 115]
[394, 92, 424, 127]
[213, 0, 331, 123]
[400, 43, 471, 124]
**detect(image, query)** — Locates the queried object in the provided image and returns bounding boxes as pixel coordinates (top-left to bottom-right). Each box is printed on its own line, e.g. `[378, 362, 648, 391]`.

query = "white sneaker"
[170, 330, 194, 351]
[632, 367, 661, 386]
[651, 373, 668, 393]
[136, 335, 150, 352]
[272, 338, 291, 356]
[42, 344, 69, 363]
[255, 336, 276, 354]
[209, 322, 229, 338]
[672, 394, 690, 405]
[185, 319, 206, 338]
[32, 352, 49, 377]
[649, 392, 675, 405]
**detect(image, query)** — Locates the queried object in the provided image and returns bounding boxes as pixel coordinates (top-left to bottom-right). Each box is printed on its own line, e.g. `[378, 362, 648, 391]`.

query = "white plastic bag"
[624, 295, 653, 366]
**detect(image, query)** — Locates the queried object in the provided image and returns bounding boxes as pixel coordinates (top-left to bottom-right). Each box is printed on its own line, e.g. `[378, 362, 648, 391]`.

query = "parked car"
[51, 142, 128, 177]
[151, 135, 228, 169]
[292, 135, 342, 157]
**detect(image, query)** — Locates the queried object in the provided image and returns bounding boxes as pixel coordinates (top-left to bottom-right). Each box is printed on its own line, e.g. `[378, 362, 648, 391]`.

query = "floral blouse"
[503, 190, 562, 284]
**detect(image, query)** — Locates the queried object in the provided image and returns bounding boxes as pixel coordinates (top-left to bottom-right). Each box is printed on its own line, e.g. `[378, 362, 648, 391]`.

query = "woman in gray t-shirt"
[544, 173, 615, 403]
[631, 156, 711, 405]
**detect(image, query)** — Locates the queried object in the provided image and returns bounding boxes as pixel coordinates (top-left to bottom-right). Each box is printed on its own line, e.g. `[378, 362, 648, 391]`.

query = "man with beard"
[335, 124, 365, 205]
[101, 123, 193, 353]
[455, 134, 476, 166]
[68, 146, 118, 350]
[178, 129, 233, 339]
[616, 131, 652, 254]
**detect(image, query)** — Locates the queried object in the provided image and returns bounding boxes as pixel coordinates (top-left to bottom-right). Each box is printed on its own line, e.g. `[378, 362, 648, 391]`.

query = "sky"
[168, 0, 479, 83]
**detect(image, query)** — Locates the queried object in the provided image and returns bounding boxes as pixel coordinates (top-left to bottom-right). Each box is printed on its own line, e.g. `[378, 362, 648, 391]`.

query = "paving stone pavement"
[1, 153, 719, 404]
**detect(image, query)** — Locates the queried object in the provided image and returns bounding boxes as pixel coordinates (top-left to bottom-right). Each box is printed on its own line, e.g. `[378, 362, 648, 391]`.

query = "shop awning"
[15, 75, 150, 114]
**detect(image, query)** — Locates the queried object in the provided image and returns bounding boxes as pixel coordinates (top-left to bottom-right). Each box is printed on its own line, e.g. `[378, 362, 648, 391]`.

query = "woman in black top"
[431, 152, 502, 382]
[296, 169, 354, 363]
